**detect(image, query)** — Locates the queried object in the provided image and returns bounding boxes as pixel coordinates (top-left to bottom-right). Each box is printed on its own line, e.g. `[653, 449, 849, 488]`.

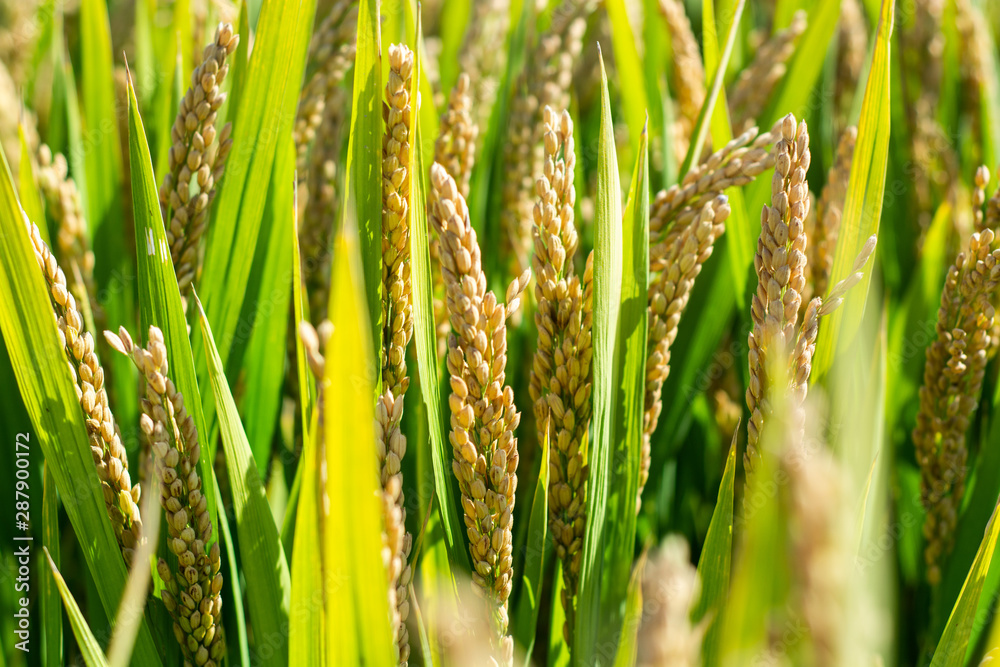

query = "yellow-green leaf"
[812, 0, 894, 382]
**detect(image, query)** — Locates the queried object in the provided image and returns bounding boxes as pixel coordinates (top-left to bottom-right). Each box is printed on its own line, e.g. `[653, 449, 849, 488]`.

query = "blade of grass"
[237, 136, 295, 474]
[513, 418, 550, 663]
[290, 406, 324, 665]
[575, 47, 623, 666]
[125, 71, 218, 532]
[79, 0, 124, 245]
[408, 10, 468, 573]
[612, 549, 648, 667]
[195, 293, 292, 666]
[195, 0, 316, 439]
[44, 548, 110, 667]
[323, 223, 396, 666]
[931, 506, 1000, 666]
[601, 123, 649, 644]
[0, 143, 162, 667]
[42, 463, 62, 667]
[215, 477, 251, 667]
[812, 0, 895, 383]
[694, 430, 738, 667]
[341, 0, 383, 394]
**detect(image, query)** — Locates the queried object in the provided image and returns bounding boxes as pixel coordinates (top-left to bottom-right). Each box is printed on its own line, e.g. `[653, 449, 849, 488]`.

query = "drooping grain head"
[729, 11, 807, 133]
[499, 0, 588, 281]
[106, 325, 225, 667]
[22, 209, 143, 566]
[528, 106, 593, 644]
[36, 144, 101, 326]
[429, 161, 528, 665]
[380, 42, 415, 667]
[913, 229, 1000, 585]
[160, 22, 239, 293]
[746, 113, 811, 481]
[640, 195, 731, 514]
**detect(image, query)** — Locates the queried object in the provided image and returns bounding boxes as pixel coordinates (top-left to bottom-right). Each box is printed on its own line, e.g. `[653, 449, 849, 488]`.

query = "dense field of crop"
[1, 0, 1000, 665]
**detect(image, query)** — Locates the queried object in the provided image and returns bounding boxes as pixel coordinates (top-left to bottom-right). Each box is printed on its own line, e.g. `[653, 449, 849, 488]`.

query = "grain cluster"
[429, 161, 529, 665]
[160, 22, 239, 293]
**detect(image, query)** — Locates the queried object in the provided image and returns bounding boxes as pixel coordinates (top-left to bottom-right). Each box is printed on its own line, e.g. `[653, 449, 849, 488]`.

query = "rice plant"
[4, 0, 1000, 665]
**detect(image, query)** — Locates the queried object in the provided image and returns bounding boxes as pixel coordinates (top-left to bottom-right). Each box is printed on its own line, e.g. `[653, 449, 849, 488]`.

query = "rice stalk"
[160, 22, 239, 293]
[656, 0, 706, 165]
[913, 228, 1000, 585]
[36, 144, 101, 327]
[636, 535, 704, 667]
[729, 11, 807, 134]
[429, 162, 530, 665]
[499, 0, 589, 280]
[105, 326, 225, 667]
[23, 210, 143, 566]
[528, 106, 593, 644]
[380, 43, 415, 666]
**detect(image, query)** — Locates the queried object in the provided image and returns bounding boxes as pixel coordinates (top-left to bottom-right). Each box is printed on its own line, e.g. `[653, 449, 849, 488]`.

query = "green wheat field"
[1, 0, 999, 665]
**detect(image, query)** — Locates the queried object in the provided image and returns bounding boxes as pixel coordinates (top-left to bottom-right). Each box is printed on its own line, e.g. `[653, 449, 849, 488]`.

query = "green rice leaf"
[612, 550, 648, 667]
[602, 124, 649, 641]
[79, 0, 124, 243]
[0, 140, 162, 667]
[575, 48, 623, 665]
[238, 136, 295, 474]
[290, 407, 324, 665]
[409, 10, 468, 573]
[195, 294, 292, 666]
[342, 0, 383, 394]
[44, 548, 109, 667]
[693, 431, 738, 667]
[606, 0, 648, 158]
[126, 72, 218, 533]
[322, 224, 396, 666]
[930, 506, 1000, 666]
[811, 0, 894, 383]
[513, 419, 550, 663]
[42, 464, 62, 667]
[195, 0, 316, 438]
[215, 477, 251, 667]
